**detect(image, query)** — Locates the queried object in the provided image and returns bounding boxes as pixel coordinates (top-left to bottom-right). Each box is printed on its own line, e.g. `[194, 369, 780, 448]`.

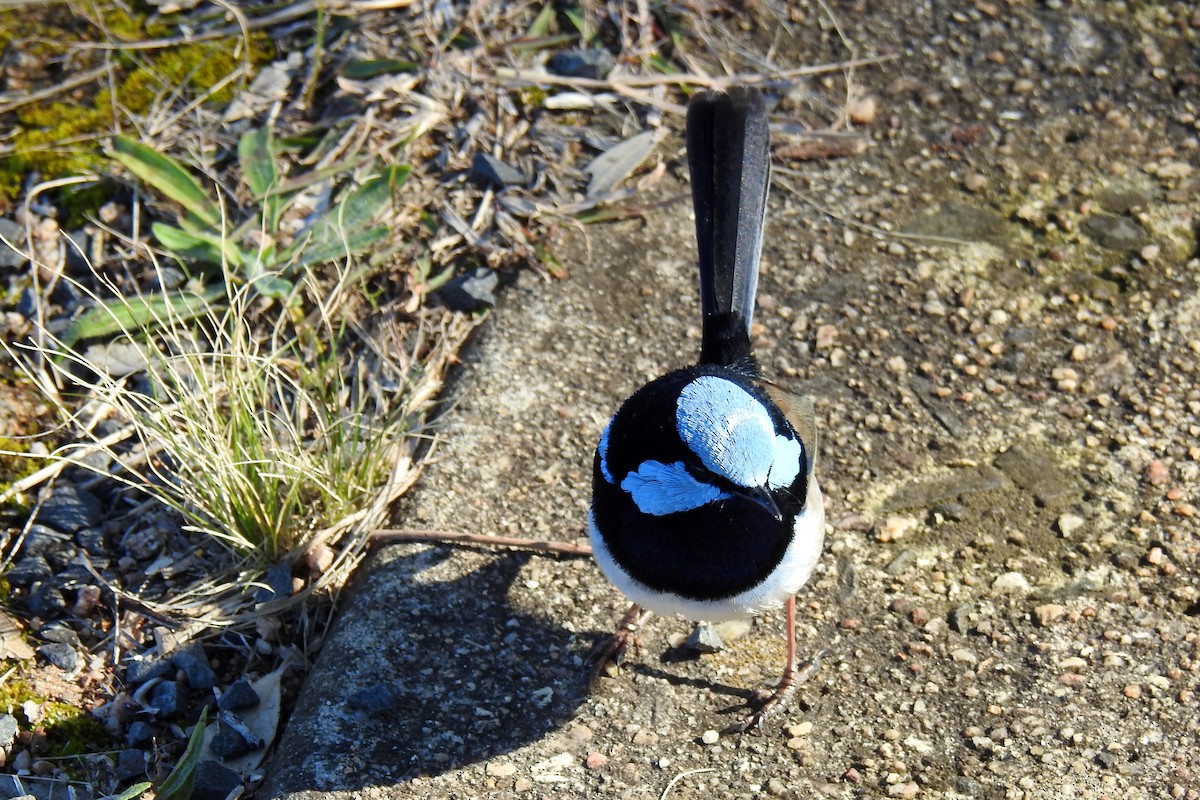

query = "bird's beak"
[735, 485, 782, 521]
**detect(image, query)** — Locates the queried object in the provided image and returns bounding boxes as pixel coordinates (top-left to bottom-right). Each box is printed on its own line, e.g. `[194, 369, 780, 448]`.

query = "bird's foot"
[723, 648, 828, 734]
[589, 604, 645, 687]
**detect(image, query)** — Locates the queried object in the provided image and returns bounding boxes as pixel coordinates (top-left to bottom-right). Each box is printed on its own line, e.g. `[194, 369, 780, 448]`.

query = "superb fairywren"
[588, 87, 826, 732]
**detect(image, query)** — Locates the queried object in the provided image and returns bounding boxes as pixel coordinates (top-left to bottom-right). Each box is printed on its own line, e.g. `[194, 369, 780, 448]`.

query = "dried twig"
[372, 528, 593, 557]
[0, 65, 110, 116]
[493, 54, 899, 93]
[775, 135, 870, 161]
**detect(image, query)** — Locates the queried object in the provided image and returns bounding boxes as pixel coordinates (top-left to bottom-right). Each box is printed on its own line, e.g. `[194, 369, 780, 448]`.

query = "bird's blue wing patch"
[676, 376, 774, 487]
[767, 434, 802, 490]
[621, 460, 730, 516]
[598, 418, 615, 484]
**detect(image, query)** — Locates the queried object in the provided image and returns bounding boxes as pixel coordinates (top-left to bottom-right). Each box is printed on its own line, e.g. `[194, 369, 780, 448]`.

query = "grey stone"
[906, 201, 1010, 245]
[192, 760, 244, 800]
[16, 286, 37, 317]
[211, 712, 264, 759]
[36, 484, 102, 533]
[1081, 213, 1147, 250]
[438, 267, 499, 312]
[120, 526, 163, 560]
[126, 719, 155, 747]
[0, 714, 17, 749]
[38, 642, 78, 671]
[63, 229, 90, 271]
[684, 622, 725, 653]
[948, 605, 972, 634]
[547, 48, 616, 80]
[75, 528, 107, 553]
[909, 377, 966, 437]
[254, 560, 294, 603]
[5, 555, 51, 587]
[27, 582, 67, 618]
[210, 725, 255, 759]
[469, 153, 525, 188]
[149, 680, 181, 718]
[38, 623, 81, 647]
[20, 524, 77, 569]
[124, 656, 173, 685]
[170, 643, 217, 689]
[218, 678, 261, 711]
[931, 502, 968, 522]
[347, 683, 400, 715]
[117, 749, 148, 782]
[0, 217, 24, 268]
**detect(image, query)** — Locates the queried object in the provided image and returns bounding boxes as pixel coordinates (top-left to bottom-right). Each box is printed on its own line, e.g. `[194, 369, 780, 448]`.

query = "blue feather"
[767, 434, 802, 490]
[621, 460, 731, 516]
[675, 376, 775, 488]
[598, 419, 615, 484]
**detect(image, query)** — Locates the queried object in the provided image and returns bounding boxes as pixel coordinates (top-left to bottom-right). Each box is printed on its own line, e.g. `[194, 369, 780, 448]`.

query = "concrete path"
[263, 4, 1200, 797]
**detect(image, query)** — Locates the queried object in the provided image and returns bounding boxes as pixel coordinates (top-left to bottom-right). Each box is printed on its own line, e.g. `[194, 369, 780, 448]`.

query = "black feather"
[686, 87, 771, 369]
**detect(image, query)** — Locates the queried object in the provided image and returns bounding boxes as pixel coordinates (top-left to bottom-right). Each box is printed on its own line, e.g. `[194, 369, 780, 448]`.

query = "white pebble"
[992, 571, 1031, 593]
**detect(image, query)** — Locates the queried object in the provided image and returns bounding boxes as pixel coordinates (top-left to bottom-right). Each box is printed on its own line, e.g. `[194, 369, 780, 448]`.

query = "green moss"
[43, 705, 113, 757]
[0, 677, 117, 759]
[0, 437, 38, 515]
[0, 5, 274, 206]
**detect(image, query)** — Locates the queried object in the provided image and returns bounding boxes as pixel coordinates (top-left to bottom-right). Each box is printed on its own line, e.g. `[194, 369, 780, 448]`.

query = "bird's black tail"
[686, 86, 771, 369]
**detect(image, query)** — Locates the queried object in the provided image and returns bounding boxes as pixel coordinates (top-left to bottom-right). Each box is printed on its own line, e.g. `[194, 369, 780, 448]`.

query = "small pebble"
[815, 324, 838, 350]
[585, 751, 608, 769]
[879, 515, 919, 542]
[487, 761, 517, 777]
[701, 729, 720, 745]
[1145, 460, 1169, 486]
[991, 572, 1030, 593]
[1033, 603, 1066, 626]
[847, 96, 877, 125]
[1057, 514, 1084, 537]
[788, 721, 814, 737]
[964, 173, 987, 192]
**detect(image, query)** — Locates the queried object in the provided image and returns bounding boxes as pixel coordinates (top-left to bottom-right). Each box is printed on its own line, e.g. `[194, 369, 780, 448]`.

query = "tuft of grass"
[3, 246, 472, 617]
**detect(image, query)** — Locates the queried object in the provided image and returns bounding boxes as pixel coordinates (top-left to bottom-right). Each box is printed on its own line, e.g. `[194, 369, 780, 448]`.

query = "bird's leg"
[590, 603, 646, 685]
[726, 596, 824, 733]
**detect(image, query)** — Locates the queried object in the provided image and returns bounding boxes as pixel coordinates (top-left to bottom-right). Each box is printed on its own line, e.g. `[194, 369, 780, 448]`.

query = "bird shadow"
[265, 545, 593, 794]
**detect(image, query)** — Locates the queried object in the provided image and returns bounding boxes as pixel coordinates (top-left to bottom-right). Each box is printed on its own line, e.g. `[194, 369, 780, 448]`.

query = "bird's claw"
[589, 604, 646, 688]
[724, 649, 827, 734]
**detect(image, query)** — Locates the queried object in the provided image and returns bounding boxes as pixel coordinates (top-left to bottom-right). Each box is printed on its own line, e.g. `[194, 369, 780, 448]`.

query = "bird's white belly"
[590, 478, 825, 622]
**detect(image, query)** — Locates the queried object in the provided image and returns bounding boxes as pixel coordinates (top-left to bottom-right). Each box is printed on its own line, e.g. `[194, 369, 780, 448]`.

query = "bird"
[587, 86, 826, 732]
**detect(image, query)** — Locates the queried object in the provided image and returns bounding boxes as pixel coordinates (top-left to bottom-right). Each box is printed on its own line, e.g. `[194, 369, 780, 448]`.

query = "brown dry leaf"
[0, 609, 35, 661]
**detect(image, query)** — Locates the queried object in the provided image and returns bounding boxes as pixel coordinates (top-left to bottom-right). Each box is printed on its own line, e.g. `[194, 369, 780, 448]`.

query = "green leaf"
[290, 225, 389, 268]
[239, 127, 282, 230]
[338, 164, 409, 229]
[110, 136, 220, 227]
[102, 782, 152, 800]
[284, 164, 408, 267]
[563, 6, 589, 40]
[239, 128, 278, 199]
[250, 273, 296, 301]
[342, 59, 419, 79]
[157, 707, 208, 800]
[525, 3, 555, 37]
[59, 285, 227, 348]
[152, 222, 244, 268]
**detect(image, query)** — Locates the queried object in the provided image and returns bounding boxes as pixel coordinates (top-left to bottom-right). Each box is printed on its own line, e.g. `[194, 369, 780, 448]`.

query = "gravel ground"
[264, 2, 1199, 799]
